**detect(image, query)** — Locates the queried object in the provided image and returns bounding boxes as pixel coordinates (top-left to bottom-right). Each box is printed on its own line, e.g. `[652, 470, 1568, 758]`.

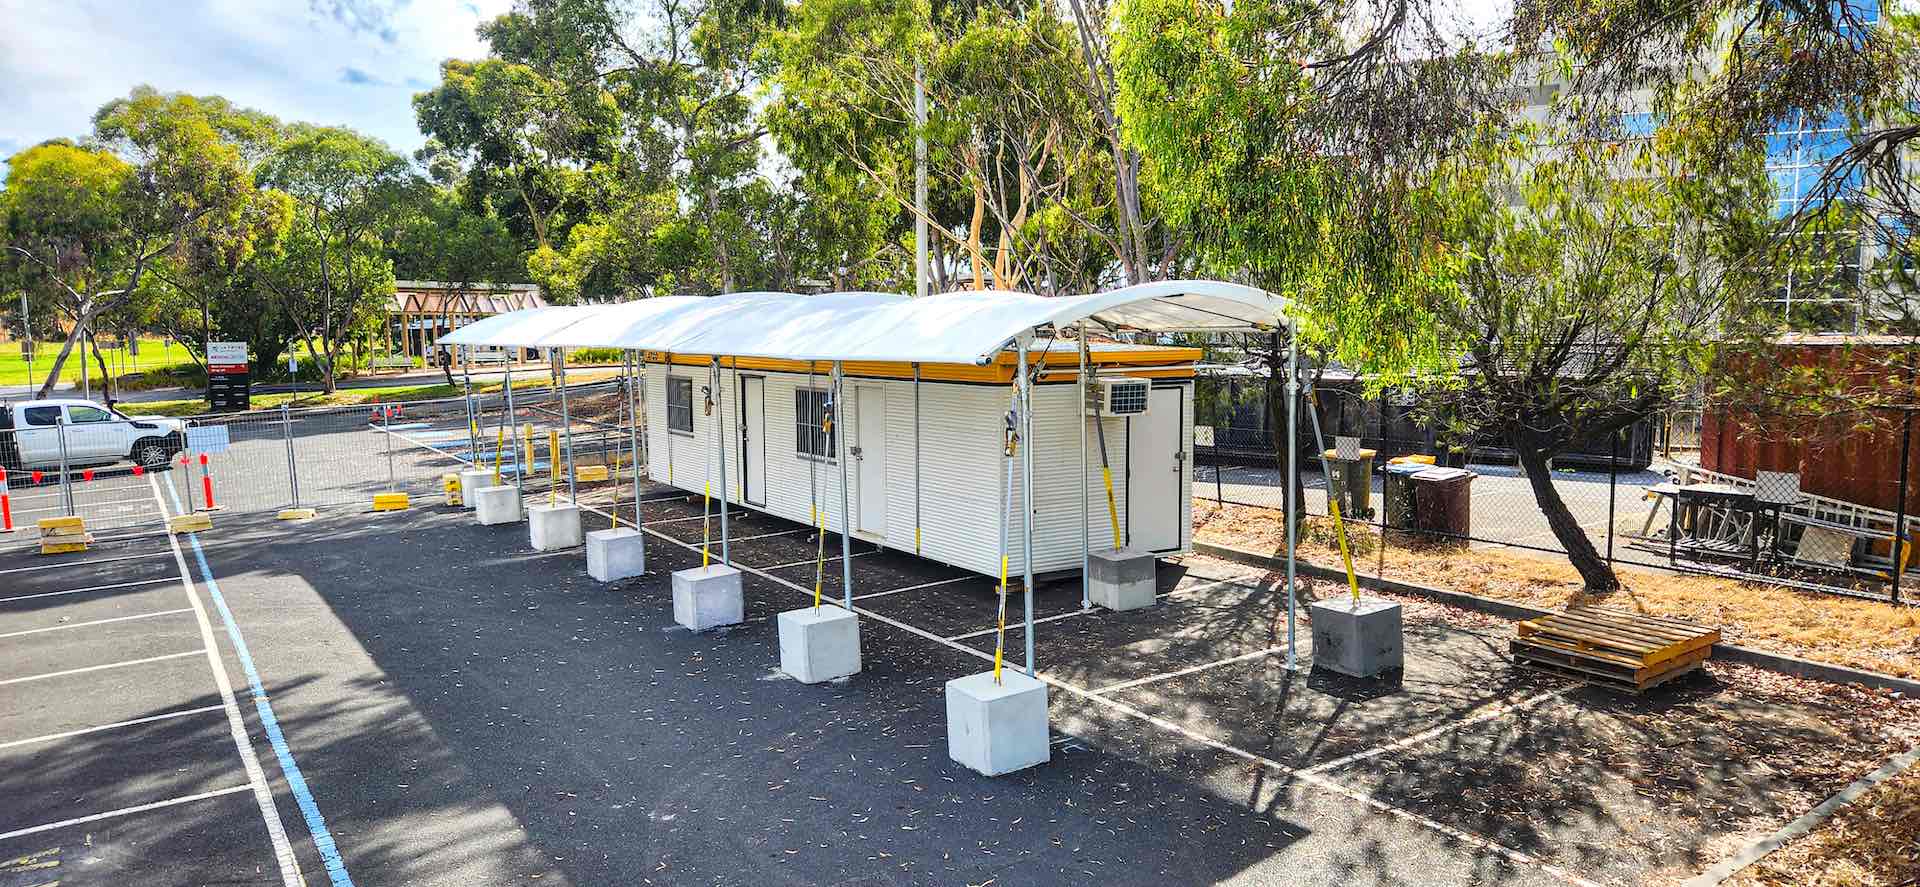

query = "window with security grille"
[795, 388, 835, 459]
[666, 377, 693, 434]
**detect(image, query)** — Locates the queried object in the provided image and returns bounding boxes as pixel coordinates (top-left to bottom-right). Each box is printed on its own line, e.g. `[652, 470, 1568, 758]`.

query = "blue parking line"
[165, 485, 355, 887]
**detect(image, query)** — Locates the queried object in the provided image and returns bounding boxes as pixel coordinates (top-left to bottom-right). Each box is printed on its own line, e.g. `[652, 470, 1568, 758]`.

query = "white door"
[1127, 386, 1184, 552]
[854, 385, 889, 537]
[740, 376, 766, 506]
[63, 403, 126, 462]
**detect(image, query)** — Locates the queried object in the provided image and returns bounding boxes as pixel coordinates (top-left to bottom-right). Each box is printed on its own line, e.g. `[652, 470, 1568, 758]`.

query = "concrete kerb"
[1193, 539, 1920, 696]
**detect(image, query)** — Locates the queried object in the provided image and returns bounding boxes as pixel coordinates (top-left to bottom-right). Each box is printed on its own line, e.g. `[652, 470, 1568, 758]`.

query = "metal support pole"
[914, 362, 923, 555]
[834, 362, 852, 608]
[1078, 324, 1091, 611]
[504, 362, 520, 493]
[1893, 411, 1912, 604]
[56, 415, 73, 516]
[914, 62, 928, 301]
[282, 403, 300, 508]
[1018, 337, 1037, 676]
[627, 352, 645, 531]
[557, 349, 577, 502]
[714, 356, 731, 565]
[1284, 332, 1298, 671]
[384, 400, 396, 489]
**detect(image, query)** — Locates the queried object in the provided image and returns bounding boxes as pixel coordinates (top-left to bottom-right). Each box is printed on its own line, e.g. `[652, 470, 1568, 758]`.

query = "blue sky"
[0, 0, 513, 172]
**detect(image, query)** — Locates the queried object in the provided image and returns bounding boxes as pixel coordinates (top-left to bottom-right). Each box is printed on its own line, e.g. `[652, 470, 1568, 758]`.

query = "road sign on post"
[206, 342, 251, 412]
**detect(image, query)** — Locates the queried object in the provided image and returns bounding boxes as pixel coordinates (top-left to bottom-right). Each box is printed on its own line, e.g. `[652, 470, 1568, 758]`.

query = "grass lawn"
[1, 338, 198, 388]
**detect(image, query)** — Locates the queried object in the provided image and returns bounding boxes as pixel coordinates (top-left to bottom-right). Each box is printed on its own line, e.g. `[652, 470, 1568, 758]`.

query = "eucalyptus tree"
[1, 87, 255, 398]
[256, 125, 415, 393]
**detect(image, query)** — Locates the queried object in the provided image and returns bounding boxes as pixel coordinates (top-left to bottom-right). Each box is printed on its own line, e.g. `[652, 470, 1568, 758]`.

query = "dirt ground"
[1193, 500, 1920, 680]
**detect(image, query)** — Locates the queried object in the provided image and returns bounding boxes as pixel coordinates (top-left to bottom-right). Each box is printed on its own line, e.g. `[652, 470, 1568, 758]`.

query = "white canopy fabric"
[440, 280, 1286, 365]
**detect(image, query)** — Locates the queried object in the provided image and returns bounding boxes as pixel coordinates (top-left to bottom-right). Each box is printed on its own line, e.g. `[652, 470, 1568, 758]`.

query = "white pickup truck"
[0, 399, 188, 471]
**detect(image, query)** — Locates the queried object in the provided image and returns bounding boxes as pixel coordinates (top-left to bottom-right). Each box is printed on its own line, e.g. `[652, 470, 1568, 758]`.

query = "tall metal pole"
[714, 356, 731, 565]
[556, 348, 577, 501]
[627, 352, 645, 531]
[1892, 410, 1912, 605]
[1019, 337, 1037, 676]
[504, 361, 520, 494]
[835, 361, 853, 608]
[56, 414, 73, 516]
[1284, 331, 1299, 671]
[19, 291, 32, 394]
[282, 403, 300, 509]
[1078, 324, 1091, 610]
[914, 62, 929, 300]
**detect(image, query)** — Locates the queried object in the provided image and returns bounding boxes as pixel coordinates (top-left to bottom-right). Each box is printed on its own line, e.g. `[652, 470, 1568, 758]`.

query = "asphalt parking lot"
[3, 450, 1915, 885]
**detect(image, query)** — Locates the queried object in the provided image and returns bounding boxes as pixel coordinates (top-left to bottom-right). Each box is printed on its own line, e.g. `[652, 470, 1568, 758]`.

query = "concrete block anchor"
[777, 604, 862, 683]
[672, 564, 743, 631]
[528, 503, 584, 551]
[458, 469, 491, 508]
[586, 527, 645, 582]
[1089, 547, 1157, 611]
[945, 670, 1050, 777]
[473, 485, 522, 526]
[1309, 598, 1404, 678]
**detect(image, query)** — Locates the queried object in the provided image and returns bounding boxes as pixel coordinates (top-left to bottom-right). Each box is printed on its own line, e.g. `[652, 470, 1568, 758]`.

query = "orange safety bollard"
[0, 467, 14, 533]
[200, 453, 217, 510]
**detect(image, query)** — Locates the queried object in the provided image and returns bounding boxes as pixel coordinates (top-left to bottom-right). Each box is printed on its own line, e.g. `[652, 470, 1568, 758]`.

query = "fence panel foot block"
[474, 486, 522, 526]
[1310, 598, 1404, 678]
[372, 492, 411, 512]
[945, 670, 1050, 776]
[672, 564, 743, 631]
[529, 503, 584, 551]
[586, 527, 645, 582]
[1089, 547, 1158, 611]
[777, 605, 862, 684]
[458, 470, 492, 509]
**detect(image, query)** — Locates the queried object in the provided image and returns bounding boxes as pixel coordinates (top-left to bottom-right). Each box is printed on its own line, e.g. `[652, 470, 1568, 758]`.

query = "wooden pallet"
[1512, 606, 1719, 693]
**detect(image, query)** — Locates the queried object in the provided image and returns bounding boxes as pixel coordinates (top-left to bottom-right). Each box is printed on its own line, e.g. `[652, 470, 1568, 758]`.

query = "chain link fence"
[1194, 404, 1918, 604]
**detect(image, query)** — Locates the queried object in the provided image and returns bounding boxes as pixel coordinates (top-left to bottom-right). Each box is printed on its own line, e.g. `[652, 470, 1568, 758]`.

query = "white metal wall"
[644, 358, 1192, 577]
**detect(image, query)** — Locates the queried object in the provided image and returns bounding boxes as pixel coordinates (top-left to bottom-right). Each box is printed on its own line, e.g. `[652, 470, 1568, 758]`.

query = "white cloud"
[0, 0, 512, 171]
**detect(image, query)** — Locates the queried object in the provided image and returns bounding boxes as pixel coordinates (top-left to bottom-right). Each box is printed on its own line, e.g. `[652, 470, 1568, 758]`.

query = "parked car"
[0, 399, 187, 472]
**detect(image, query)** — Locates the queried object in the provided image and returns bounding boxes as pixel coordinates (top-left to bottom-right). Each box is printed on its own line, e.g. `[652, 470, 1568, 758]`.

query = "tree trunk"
[36, 310, 92, 399]
[1516, 443, 1620, 591]
[88, 333, 114, 404]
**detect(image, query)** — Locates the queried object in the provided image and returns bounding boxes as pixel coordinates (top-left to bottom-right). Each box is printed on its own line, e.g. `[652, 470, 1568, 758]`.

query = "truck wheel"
[132, 438, 176, 469]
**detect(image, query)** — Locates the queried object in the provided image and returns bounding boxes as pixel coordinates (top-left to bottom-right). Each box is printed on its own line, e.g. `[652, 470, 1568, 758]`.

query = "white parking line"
[945, 608, 1091, 642]
[1299, 687, 1574, 775]
[148, 475, 303, 886]
[730, 528, 808, 543]
[1087, 644, 1291, 695]
[643, 511, 750, 526]
[0, 704, 227, 751]
[0, 785, 253, 842]
[0, 576, 179, 605]
[853, 575, 976, 601]
[13, 498, 156, 515]
[0, 552, 168, 576]
[762, 550, 877, 571]
[0, 608, 194, 640]
[0, 649, 204, 686]
[1164, 572, 1268, 599]
[597, 500, 1603, 887]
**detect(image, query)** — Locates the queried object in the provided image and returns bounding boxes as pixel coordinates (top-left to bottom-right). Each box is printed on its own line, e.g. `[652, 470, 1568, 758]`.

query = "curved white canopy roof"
[441, 280, 1285, 365]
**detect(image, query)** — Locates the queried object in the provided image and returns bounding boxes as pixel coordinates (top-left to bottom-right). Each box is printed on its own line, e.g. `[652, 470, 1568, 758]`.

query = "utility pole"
[914, 60, 929, 299]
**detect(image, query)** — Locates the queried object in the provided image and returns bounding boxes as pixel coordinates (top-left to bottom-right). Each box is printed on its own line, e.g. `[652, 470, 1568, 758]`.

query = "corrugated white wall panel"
[642, 359, 1190, 578]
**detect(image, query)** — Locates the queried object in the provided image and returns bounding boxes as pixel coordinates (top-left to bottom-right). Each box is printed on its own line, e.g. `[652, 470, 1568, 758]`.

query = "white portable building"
[440, 283, 1288, 579]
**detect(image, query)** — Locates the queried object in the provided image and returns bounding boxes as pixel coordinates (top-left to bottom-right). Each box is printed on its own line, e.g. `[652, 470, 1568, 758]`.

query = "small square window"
[794, 389, 836, 460]
[666, 377, 694, 434]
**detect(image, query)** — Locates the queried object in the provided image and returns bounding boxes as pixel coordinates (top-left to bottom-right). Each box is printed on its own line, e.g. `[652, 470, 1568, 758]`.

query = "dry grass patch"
[1194, 500, 1920, 680]
[1727, 761, 1920, 887]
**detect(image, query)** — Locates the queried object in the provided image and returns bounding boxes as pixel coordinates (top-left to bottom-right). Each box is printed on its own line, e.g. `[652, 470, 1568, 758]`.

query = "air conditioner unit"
[1086, 377, 1151, 416]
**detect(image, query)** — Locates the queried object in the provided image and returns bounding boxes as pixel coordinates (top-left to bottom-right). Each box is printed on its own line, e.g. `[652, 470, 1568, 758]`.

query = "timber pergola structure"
[442, 281, 1304, 732]
[387, 281, 546, 365]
